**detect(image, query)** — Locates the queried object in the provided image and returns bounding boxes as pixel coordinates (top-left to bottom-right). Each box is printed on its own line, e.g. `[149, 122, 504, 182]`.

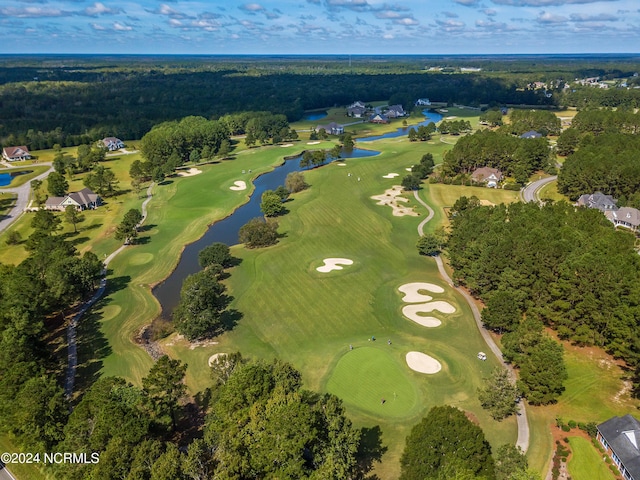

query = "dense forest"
[446, 200, 640, 400]
[0, 54, 597, 150]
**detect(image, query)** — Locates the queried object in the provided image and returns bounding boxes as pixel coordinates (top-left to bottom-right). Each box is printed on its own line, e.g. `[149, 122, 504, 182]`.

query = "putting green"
[326, 346, 420, 418]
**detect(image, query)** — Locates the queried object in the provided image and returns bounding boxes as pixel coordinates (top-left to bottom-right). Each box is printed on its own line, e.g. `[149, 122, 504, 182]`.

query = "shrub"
[239, 218, 279, 248]
[503, 182, 521, 191]
[562, 424, 571, 432]
[5, 230, 21, 245]
[568, 420, 577, 429]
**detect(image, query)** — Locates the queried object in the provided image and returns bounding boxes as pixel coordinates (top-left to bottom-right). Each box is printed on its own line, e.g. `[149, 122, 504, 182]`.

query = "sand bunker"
[177, 168, 202, 177]
[307, 141, 321, 145]
[337, 163, 347, 166]
[402, 301, 456, 328]
[316, 258, 353, 273]
[371, 186, 419, 217]
[405, 167, 413, 172]
[406, 352, 442, 374]
[229, 180, 247, 191]
[398, 282, 445, 302]
[280, 143, 294, 147]
[208, 353, 226, 367]
[445, 115, 458, 120]
[382, 173, 399, 178]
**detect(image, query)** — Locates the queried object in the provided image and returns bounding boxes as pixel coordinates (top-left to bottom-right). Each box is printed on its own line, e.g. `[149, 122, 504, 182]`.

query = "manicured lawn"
[567, 436, 615, 480]
[524, 341, 639, 475]
[162, 135, 516, 479]
[0, 193, 16, 216]
[538, 180, 567, 202]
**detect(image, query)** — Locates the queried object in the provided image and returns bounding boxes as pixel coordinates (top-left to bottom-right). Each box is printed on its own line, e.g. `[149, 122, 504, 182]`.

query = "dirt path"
[414, 188, 530, 452]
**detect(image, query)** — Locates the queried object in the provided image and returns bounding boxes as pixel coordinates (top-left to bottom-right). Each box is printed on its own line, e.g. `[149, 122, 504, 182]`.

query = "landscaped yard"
[568, 436, 615, 480]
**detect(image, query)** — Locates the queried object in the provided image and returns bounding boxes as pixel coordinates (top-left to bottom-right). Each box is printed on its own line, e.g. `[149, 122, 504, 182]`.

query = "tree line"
[442, 130, 554, 184]
[446, 199, 640, 401]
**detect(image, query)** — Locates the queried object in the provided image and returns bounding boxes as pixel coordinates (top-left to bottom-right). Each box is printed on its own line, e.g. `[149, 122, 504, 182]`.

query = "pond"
[0, 170, 33, 187]
[301, 111, 328, 121]
[153, 147, 380, 317]
[357, 109, 444, 142]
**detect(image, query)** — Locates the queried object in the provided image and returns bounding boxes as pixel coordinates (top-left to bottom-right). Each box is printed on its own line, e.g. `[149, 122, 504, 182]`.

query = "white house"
[2, 146, 32, 162]
[471, 167, 503, 188]
[45, 188, 102, 211]
[102, 137, 125, 151]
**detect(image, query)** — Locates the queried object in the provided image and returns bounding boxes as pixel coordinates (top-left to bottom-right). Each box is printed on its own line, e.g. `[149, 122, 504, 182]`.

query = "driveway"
[0, 165, 53, 234]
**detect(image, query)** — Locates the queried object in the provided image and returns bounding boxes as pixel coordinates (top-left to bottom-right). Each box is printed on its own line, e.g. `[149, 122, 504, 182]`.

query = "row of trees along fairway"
[0, 210, 103, 454]
[447, 199, 640, 401]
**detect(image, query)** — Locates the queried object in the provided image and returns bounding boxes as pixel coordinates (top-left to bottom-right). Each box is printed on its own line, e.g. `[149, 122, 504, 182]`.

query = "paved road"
[0, 462, 17, 480]
[0, 165, 53, 234]
[413, 188, 530, 452]
[65, 183, 154, 399]
[521, 175, 557, 203]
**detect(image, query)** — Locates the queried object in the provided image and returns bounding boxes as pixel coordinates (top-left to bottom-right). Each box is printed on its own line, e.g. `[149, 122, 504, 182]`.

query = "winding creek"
[153, 148, 379, 316]
[153, 109, 444, 317]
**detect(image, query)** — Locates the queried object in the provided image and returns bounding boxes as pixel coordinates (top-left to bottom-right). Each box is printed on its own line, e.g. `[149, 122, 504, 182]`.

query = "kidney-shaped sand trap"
[316, 258, 354, 273]
[229, 180, 247, 191]
[406, 351, 442, 374]
[398, 282, 445, 302]
[382, 173, 399, 178]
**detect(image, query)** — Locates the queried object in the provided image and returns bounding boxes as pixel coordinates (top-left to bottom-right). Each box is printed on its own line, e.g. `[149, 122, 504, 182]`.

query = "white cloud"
[84, 2, 122, 17]
[536, 11, 568, 23]
[0, 6, 68, 17]
[113, 21, 132, 31]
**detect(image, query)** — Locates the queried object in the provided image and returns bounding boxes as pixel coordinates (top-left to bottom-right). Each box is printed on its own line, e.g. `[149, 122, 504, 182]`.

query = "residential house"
[369, 114, 389, 124]
[347, 106, 367, 118]
[348, 101, 366, 109]
[576, 192, 618, 212]
[2, 146, 32, 162]
[415, 98, 431, 106]
[386, 105, 406, 118]
[471, 167, 503, 188]
[605, 207, 640, 232]
[102, 137, 125, 151]
[520, 130, 542, 139]
[597, 415, 640, 480]
[316, 122, 344, 135]
[45, 188, 101, 211]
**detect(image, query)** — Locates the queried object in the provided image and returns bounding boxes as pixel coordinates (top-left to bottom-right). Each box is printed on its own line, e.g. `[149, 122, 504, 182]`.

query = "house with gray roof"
[386, 104, 406, 118]
[598, 415, 640, 480]
[315, 122, 344, 135]
[576, 192, 618, 212]
[605, 207, 640, 232]
[471, 167, 503, 188]
[45, 188, 101, 212]
[520, 130, 542, 139]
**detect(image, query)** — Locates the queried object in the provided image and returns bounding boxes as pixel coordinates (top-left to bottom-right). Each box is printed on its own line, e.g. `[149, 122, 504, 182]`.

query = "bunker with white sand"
[229, 180, 247, 191]
[406, 351, 442, 374]
[398, 282, 445, 302]
[316, 258, 354, 273]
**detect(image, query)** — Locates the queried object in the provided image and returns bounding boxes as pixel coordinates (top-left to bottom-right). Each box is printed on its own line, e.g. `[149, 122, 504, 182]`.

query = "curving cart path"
[65, 183, 154, 398]
[413, 189, 530, 452]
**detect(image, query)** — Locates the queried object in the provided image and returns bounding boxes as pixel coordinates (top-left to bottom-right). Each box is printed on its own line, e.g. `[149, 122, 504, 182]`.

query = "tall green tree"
[143, 355, 187, 432]
[64, 204, 84, 233]
[400, 405, 495, 480]
[173, 269, 229, 341]
[47, 171, 68, 196]
[477, 368, 519, 420]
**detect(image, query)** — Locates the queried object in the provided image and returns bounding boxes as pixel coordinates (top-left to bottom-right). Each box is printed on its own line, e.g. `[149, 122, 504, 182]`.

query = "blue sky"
[1, 0, 638, 54]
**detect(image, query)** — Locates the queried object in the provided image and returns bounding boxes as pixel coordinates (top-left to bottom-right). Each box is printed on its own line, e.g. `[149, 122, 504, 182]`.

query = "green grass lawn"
[538, 180, 567, 202]
[0, 192, 16, 216]
[162, 135, 516, 479]
[525, 341, 639, 475]
[567, 436, 615, 480]
[0, 435, 51, 480]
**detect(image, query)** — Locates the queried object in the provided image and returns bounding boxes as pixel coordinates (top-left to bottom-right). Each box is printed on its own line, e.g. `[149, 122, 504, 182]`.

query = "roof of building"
[605, 207, 640, 227]
[45, 188, 99, 208]
[577, 192, 618, 210]
[3, 146, 31, 157]
[598, 415, 640, 480]
[102, 137, 122, 143]
[520, 130, 542, 139]
[471, 167, 503, 182]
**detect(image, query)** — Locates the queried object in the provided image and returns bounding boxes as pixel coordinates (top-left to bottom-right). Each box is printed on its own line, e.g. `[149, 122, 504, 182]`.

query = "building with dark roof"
[597, 415, 640, 480]
[520, 130, 542, 139]
[2, 146, 32, 162]
[45, 188, 101, 211]
[576, 191, 618, 212]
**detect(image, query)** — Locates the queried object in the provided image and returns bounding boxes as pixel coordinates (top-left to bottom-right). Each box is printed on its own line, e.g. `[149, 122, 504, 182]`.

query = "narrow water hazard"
[153, 148, 379, 317]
